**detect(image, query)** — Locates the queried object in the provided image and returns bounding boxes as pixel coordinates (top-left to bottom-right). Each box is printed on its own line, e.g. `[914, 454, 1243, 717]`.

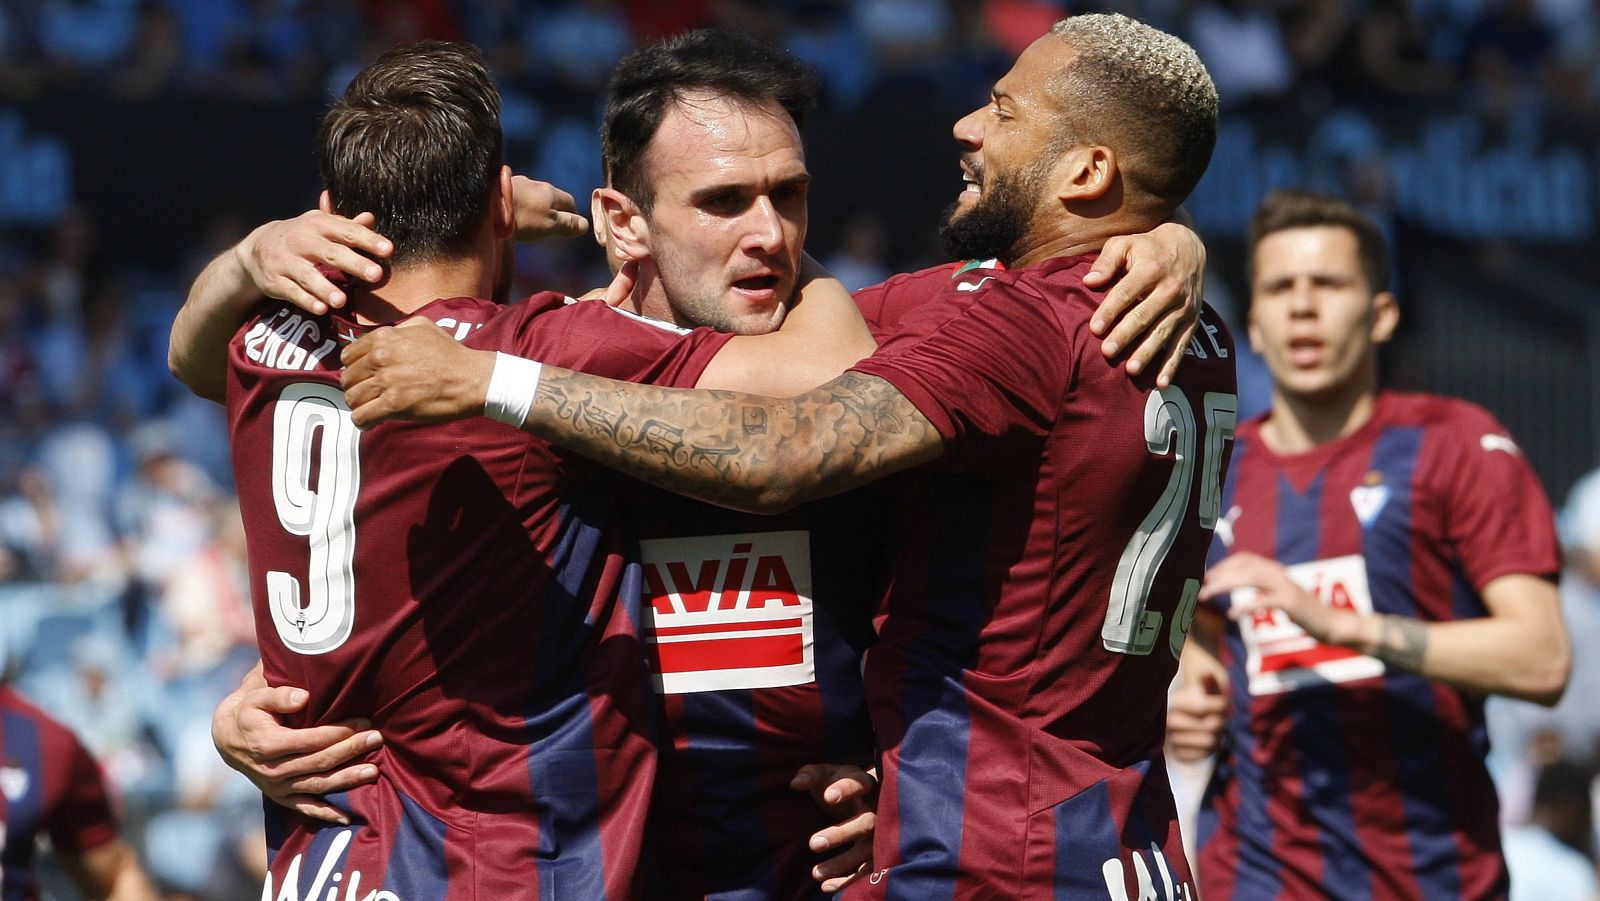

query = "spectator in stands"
[1492, 466, 1600, 781]
[1504, 760, 1600, 900]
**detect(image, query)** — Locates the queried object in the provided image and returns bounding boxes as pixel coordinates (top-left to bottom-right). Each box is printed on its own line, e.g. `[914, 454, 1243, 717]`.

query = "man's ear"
[491, 165, 515, 240]
[595, 187, 649, 263]
[1057, 145, 1116, 203]
[319, 190, 334, 214]
[1371, 291, 1400, 346]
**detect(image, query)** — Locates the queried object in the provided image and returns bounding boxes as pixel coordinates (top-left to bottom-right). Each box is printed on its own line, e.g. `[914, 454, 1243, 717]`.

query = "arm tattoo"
[525, 369, 943, 511]
[1373, 614, 1429, 672]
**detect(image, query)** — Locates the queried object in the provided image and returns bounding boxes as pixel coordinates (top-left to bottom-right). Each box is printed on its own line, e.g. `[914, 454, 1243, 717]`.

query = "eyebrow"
[687, 172, 811, 205]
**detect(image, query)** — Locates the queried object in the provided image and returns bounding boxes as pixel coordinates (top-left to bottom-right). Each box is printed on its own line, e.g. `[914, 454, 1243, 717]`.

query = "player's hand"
[571, 260, 638, 306]
[341, 318, 496, 428]
[1083, 220, 1205, 388]
[212, 663, 382, 824]
[235, 210, 392, 315]
[1203, 552, 1348, 645]
[1167, 669, 1228, 762]
[511, 176, 588, 241]
[792, 763, 877, 892]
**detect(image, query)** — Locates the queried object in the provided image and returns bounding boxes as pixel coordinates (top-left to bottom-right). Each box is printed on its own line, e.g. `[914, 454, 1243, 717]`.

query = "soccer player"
[1165, 188, 1571, 899]
[206, 29, 1211, 900]
[340, 15, 1231, 898]
[168, 40, 873, 899]
[0, 681, 160, 901]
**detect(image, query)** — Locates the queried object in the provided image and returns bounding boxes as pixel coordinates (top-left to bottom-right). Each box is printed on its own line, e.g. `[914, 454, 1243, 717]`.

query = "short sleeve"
[46, 732, 119, 853]
[849, 277, 1077, 469]
[474, 297, 734, 389]
[1438, 406, 1561, 588]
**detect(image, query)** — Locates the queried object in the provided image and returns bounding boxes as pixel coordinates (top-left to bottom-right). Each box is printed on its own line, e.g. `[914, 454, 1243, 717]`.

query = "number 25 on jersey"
[1104, 387, 1236, 659]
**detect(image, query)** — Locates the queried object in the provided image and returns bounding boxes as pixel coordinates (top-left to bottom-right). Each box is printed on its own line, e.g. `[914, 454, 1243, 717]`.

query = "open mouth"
[733, 274, 780, 292]
[962, 170, 981, 196]
[1287, 337, 1324, 365]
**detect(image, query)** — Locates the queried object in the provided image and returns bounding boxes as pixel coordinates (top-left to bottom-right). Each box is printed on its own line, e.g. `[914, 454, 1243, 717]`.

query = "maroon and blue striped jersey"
[636, 282, 936, 901]
[0, 685, 119, 901]
[227, 294, 730, 901]
[846, 257, 1238, 900]
[1195, 392, 1561, 901]
[638, 487, 885, 901]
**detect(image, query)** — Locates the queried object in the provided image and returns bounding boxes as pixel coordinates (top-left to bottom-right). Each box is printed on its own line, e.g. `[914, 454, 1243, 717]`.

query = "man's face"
[1249, 226, 1394, 403]
[639, 95, 809, 335]
[941, 37, 1070, 262]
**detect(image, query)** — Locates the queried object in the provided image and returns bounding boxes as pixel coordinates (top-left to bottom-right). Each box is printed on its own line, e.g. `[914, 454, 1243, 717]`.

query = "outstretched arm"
[340, 321, 942, 513]
[1204, 552, 1570, 705]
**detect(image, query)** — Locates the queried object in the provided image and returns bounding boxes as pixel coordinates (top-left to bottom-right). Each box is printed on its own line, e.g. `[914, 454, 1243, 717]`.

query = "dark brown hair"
[1247, 189, 1391, 293]
[317, 41, 502, 265]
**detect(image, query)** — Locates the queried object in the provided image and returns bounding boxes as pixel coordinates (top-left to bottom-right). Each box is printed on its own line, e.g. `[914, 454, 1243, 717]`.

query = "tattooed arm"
[340, 319, 944, 512]
[1201, 554, 1569, 705]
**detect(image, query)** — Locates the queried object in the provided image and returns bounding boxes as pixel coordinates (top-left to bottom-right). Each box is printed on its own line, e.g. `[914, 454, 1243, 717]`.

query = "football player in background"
[0, 675, 160, 900]
[1167, 188, 1570, 899]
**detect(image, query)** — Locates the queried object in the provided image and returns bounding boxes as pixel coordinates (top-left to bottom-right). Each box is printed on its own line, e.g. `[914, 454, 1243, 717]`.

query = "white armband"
[483, 352, 543, 427]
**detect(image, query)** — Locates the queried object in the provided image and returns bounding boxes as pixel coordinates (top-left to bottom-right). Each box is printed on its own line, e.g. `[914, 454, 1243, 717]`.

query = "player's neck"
[1008, 212, 1163, 269]
[345, 256, 496, 326]
[627, 268, 688, 327]
[1262, 379, 1379, 455]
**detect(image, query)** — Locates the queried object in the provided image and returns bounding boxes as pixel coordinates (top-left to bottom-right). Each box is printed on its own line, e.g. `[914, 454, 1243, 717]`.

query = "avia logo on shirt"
[641, 530, 815, 694]
[261, 829, 400, 901]
[1237, 554, 1386, 696]
[1103, 843, 1195, 901]
[0, 765, 27, 801]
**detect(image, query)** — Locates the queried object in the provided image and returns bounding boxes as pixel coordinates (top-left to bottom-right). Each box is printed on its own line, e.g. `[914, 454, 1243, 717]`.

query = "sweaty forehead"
[642, 95, 806, 190]
[998, 36, 1075, 110]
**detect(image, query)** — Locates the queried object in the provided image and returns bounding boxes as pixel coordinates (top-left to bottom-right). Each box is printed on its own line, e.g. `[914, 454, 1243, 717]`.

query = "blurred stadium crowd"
[2, 0, 1600, 897]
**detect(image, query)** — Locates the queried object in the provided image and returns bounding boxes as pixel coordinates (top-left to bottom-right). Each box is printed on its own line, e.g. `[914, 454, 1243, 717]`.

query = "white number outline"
[1103, 389, 1237, 658]
[268, 383, 361, 655]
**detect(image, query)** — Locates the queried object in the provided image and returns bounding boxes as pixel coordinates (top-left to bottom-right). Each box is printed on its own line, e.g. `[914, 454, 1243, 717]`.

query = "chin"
[727, 306, 787, 336]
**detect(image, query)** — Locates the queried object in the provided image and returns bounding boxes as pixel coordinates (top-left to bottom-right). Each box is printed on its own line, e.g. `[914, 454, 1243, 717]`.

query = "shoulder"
[853, 263, 967, 335]
[471, 296, 728, 377]
[1, 686, 89, 754]
[1387, 392, 1522, 454]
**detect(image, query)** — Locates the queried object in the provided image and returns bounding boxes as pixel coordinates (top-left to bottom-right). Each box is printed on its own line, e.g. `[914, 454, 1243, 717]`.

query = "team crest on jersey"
[1349, 471, 1390, 527]
[1237, 554, 1385, 695]
[641, 530, 815, 694]
[0, 764, 27, 801]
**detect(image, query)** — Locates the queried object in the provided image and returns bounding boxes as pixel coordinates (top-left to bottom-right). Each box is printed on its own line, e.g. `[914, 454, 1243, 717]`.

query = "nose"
[741, 196, 785, 256]
[953, 106, 983, 149]
[1287, 280, 1317, 317]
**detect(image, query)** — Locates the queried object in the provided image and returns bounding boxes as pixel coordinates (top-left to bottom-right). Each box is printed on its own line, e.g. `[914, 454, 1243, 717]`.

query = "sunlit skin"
[1248, 225, 1399, 452]
[947, 36, 1128, 269]
[607, 93, 810, 335]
